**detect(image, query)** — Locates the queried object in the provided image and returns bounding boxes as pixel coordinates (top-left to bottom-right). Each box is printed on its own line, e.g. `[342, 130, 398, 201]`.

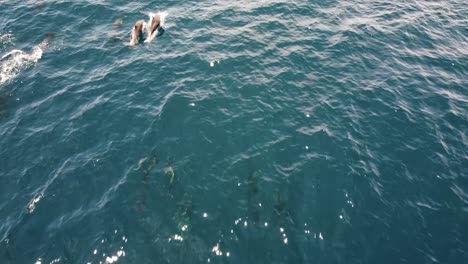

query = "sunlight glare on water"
[0, 0, 467, 263]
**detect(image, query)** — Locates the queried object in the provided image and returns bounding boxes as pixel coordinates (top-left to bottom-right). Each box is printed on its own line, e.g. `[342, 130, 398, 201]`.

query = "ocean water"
[0, 0, 467, 263]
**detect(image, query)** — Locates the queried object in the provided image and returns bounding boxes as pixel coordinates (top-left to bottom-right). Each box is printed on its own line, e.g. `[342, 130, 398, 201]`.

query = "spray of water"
[0, 34, 54, 85]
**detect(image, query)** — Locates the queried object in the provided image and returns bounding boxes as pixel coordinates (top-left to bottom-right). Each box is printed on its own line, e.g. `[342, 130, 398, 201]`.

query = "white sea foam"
[27, 192, 44, 213]
[0, 33, 14, 46]
[0, 36, 52, 85]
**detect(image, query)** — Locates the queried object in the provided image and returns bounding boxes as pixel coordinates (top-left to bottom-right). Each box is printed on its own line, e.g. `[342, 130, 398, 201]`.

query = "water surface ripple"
[0, 0, 467, 263]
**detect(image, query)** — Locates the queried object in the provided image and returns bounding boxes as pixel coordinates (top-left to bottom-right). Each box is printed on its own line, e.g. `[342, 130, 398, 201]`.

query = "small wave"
[27, 193, 44, 213]
[0, 36, 52, 86]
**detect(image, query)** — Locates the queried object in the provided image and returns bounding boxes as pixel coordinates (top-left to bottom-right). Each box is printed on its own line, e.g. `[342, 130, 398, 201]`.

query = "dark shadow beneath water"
[156, 28, 165, 38]
[0, 93, 9, 119]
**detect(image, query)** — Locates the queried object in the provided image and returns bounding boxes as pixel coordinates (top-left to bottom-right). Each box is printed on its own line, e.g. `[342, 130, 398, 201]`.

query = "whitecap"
[0, 36, 52, 85]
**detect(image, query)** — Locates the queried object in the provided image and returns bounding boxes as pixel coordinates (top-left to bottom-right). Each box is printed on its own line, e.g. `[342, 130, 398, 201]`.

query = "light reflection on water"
[1, 0, 465, 263]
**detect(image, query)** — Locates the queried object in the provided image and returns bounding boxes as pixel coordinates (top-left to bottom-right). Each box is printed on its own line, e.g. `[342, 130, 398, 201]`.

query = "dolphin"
[129, 20, 145, 46]
[144, 14, 162, 43]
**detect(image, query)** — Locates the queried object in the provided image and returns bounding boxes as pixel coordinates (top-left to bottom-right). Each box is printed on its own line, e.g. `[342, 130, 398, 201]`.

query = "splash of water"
[0, 33, 15, 46]
[0, 35, 53, 85]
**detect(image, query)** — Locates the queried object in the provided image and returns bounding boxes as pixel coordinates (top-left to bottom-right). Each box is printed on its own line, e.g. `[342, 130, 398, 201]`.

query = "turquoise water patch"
[0, 1, 467, 263]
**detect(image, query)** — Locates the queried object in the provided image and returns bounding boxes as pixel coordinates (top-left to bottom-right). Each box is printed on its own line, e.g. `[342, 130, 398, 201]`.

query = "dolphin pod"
[129, 13, 164, 46]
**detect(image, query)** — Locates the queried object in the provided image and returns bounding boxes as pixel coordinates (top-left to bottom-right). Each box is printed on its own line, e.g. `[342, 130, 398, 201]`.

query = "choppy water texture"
[0, 1, 467, 263]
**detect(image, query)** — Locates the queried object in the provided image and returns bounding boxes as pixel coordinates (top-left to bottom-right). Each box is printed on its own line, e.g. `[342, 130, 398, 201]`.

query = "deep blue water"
[0, 1, 467, 263]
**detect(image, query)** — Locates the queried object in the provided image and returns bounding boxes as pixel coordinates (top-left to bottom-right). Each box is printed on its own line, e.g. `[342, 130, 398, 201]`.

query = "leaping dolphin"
[144, 14, 162, 43]
[129, 20, 145, 46]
